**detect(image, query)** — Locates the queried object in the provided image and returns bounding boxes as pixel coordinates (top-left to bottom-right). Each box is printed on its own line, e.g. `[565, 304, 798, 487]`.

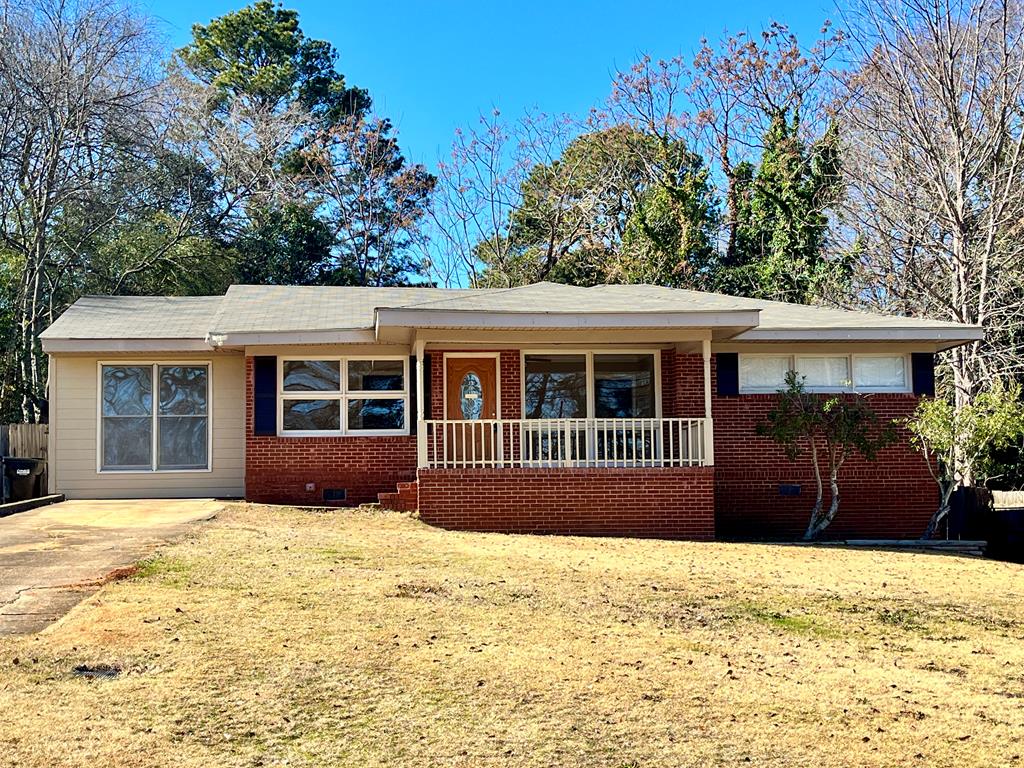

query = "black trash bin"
[948, 486, 993, 540]
[2, 457, 45, 503]
[987, 506, 1024, 563]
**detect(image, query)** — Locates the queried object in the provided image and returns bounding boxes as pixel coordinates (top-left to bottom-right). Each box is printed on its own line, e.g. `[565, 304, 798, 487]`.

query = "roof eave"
[42, 338, 214, 354]
[734, 327, 984, 348]
[206, 329, 377, 347]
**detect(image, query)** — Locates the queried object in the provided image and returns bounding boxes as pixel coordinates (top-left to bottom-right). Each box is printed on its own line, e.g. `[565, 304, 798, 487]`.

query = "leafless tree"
[597, 27, 843, 261]
[840, 0, 1024, 481]
[687, 23, 844, 257]
[0, 0, 160, 420]
[425, 110, 590, 287]
[165, 70, 312, 236]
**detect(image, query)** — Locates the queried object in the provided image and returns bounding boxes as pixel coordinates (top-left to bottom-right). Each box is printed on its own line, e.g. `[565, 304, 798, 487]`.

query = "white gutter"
[734, 327, 985, 343]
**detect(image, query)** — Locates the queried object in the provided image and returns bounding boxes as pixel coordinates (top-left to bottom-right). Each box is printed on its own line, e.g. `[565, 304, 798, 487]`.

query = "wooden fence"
[1, 423, 49, 498]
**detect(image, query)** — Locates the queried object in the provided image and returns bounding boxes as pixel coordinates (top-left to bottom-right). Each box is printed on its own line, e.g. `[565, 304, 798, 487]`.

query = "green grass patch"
[740, 603, 843, 638]
[877, 606, 927, 631]
[133, 554, 193, 587]
[311, 546, 365, 561]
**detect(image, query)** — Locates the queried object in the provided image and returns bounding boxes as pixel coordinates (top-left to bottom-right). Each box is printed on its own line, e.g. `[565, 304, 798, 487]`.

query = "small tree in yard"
[758, 372, 896, 541]
[906, 380, 1024, 540]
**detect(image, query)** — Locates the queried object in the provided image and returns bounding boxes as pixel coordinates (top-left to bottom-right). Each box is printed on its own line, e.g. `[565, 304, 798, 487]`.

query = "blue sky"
[144, 0, 833, 170]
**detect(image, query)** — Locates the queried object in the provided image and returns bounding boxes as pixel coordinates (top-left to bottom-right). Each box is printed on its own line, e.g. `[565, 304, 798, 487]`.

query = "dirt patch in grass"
[1, 503, 1024, 767]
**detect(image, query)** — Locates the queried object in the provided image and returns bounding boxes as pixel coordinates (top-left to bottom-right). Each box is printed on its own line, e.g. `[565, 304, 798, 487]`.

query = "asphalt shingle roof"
[41, 282, 979, 340]
[208, 285, 477, 334]
[40, 295, 224, 339]
[395, 283, 967, 329]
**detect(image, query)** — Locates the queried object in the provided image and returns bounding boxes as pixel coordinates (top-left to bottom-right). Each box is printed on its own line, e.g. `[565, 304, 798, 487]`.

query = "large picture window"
[524, 354, 587, 418]
[100, 363, 209, 472]
[738, 353, 910, 394]
[279, 357, 407, 435]
[594, 354, 655, 418]
[522, 351, 659, 419]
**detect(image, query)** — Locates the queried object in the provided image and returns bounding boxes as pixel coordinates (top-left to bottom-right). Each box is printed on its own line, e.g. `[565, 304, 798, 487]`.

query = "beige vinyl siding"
[50, 352, 245, 499]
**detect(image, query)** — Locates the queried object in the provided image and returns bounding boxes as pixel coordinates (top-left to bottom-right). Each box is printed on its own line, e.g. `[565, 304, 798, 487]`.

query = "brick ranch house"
[39, 282, 982, 540]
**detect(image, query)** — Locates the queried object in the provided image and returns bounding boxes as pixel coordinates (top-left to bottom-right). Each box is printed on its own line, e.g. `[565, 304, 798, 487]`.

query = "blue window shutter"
[716, 353, 739, 396]
[253, 356, 277, 436]
[911, 353, 935, 397]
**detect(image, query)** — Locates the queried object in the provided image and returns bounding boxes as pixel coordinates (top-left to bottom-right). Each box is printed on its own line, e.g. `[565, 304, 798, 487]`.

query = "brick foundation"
[246, 434, 417, 506]
[417, 467, 715, 539]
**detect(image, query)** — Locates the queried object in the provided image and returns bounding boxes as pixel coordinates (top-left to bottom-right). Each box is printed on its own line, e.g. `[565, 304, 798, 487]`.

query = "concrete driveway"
[0, 499, 221, 635]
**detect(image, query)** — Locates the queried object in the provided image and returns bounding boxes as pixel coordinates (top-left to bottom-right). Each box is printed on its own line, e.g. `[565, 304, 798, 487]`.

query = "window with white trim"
[279, 357, 407, 435]
[522, 351, 659, 418]
[795, 355, 850, 391]
[738, 353, 910, 394]
[739, 355, 791, 393]
[853, 355, 909, 391]
[100, 364, 210, 471]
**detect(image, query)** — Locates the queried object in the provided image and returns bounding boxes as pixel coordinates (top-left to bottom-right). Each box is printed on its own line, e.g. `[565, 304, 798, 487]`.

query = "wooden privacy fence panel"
[3, 423, 48, 459]
[2, 423, 49, 497]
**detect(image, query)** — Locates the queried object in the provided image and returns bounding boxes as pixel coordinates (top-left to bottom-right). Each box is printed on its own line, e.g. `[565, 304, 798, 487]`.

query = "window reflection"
[524, 355, 586, 418]
[594, 354, 654, 418]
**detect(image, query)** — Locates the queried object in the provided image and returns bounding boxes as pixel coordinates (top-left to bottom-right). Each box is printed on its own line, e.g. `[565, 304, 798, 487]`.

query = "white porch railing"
[418, 417, 710, 469]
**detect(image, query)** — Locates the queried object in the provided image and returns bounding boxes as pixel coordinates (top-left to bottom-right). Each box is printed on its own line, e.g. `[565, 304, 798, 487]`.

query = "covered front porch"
[369, 287, 755, 538]
[404, 336, 720, 539]
[418, 416, 710, 469]
[411, 340, 716, 471]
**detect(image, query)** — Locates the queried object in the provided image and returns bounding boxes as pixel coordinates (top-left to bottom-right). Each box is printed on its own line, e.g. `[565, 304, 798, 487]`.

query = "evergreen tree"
[177, 0, 369, 123]
[476, 126, 719, 289]
[176, 2, 430, 287]
[234, 203, 334, 285]
[720, 113, 847, 302]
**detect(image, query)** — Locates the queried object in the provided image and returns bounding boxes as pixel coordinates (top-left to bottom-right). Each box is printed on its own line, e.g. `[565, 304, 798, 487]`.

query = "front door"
[445, 357, 498, 464]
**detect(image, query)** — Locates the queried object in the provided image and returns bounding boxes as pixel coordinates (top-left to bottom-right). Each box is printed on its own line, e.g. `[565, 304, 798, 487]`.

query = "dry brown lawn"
[2, 503, 1024, 767]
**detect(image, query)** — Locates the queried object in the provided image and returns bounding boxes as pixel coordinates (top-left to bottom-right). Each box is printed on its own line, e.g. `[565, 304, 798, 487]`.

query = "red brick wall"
[418, 467, 715, 539]
[661, 350, 706, 419]
[244, 357, 416, 506]
[708, 354, 936, 540]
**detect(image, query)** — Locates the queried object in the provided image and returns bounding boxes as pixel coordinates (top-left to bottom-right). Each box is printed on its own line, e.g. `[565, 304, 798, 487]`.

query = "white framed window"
[521, 350, 661, 419]
[738, 353, 911, 394]
[852, 354, 909, 392]
[98, 362, 211, 473]
[278, 357, 408, 436]
[794, 355, 851, 392]
[739, 355, 792, 393]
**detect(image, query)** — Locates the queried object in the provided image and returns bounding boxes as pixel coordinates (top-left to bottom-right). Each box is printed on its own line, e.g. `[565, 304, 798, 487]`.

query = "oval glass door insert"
[460, 372, 484, 419]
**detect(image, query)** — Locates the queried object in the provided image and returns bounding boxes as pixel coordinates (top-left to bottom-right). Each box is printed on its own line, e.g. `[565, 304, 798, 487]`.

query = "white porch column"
[414, 338, 427, 468]
[702, 337, 714, 466]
